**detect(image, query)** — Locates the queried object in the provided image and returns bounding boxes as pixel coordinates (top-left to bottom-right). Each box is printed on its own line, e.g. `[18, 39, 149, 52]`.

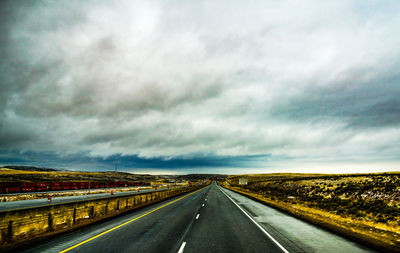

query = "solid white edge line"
[178, 242, 186, 253]
[218, 186, 289, 253]
[196, 214, 200, 219]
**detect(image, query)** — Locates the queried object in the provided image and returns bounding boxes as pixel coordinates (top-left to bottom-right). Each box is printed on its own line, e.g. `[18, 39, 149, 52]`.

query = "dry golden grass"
[0, 168, 160, 184]
[0, 168, 103, 176]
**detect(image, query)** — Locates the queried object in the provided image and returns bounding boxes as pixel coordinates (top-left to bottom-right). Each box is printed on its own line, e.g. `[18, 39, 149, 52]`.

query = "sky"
[1, 0, 399, 174]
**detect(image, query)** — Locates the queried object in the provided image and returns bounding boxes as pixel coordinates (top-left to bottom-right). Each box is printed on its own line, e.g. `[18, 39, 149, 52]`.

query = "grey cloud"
[271, 75, 400, 128]
[0, 119, 33, 148]
[0, 0, 399, 171]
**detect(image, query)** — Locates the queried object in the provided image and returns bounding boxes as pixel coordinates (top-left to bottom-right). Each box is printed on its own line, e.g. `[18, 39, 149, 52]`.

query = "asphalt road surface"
[21, 182, 374, 253]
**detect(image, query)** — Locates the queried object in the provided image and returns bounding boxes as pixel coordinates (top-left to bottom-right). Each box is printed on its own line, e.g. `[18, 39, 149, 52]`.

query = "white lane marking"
[196, 214, 200, 219]
[178, 242, 186, 253]
[202, 204, 204, 207]
[218, 186, 289, 253]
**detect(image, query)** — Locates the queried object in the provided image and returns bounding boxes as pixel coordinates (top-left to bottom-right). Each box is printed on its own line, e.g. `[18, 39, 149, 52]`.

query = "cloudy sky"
[1, 0, 399, 174]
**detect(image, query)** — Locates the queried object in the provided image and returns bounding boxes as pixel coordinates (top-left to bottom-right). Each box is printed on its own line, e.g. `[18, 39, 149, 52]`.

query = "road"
[0, 188, 164, 211]
[20, 182, 374, 253]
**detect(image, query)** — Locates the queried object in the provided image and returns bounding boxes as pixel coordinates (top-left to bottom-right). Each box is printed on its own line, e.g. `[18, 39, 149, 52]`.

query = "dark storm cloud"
[0, 150, 273, 172]
[272, 75, 400, 128]
[0, 0, 399, 172]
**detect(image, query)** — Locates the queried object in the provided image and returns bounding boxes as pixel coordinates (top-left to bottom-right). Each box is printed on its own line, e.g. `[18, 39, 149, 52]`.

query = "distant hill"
[177, 174, 227, 180]
[2, 165, 61, 172]
[0, 166, 210, 183]
[0, 166, 224, 183]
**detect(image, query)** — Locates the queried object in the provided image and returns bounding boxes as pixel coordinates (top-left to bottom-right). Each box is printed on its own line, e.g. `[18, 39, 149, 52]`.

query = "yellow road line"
[58, 188, 204, 253]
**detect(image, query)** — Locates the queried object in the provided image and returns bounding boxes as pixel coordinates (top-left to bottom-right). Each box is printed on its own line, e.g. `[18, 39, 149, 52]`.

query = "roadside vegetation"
[221, 172, 400, 252]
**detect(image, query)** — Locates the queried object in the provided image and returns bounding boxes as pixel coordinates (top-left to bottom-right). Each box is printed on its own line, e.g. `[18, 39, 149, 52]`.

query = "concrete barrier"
[0, 185, 206, 247]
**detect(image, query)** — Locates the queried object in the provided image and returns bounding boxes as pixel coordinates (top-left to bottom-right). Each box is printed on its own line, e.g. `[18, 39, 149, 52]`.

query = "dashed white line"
[218, 186, 289, 253]
[178, 242, 186, 253]
[196, 214, 200, 219]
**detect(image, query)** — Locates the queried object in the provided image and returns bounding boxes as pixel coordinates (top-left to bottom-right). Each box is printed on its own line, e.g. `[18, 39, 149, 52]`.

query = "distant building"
[238, 177, 248, 185]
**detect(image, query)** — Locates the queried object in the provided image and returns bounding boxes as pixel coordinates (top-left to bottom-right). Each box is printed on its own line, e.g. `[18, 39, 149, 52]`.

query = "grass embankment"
[221, 172, 400, 252]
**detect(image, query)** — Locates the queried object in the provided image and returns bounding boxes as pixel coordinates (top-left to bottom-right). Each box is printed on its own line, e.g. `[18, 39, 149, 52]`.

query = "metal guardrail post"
[48, 213, 53, 231]
[73, 208, 76, 224]
[7, 220, 13, 240]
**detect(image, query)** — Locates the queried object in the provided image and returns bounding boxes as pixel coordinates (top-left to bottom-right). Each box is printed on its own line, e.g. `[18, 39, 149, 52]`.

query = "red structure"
[21, 183, 36, 192]
[36, 182, 48, 192]
[0, 181, 150, 194]
[50, 182, 62, 191]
